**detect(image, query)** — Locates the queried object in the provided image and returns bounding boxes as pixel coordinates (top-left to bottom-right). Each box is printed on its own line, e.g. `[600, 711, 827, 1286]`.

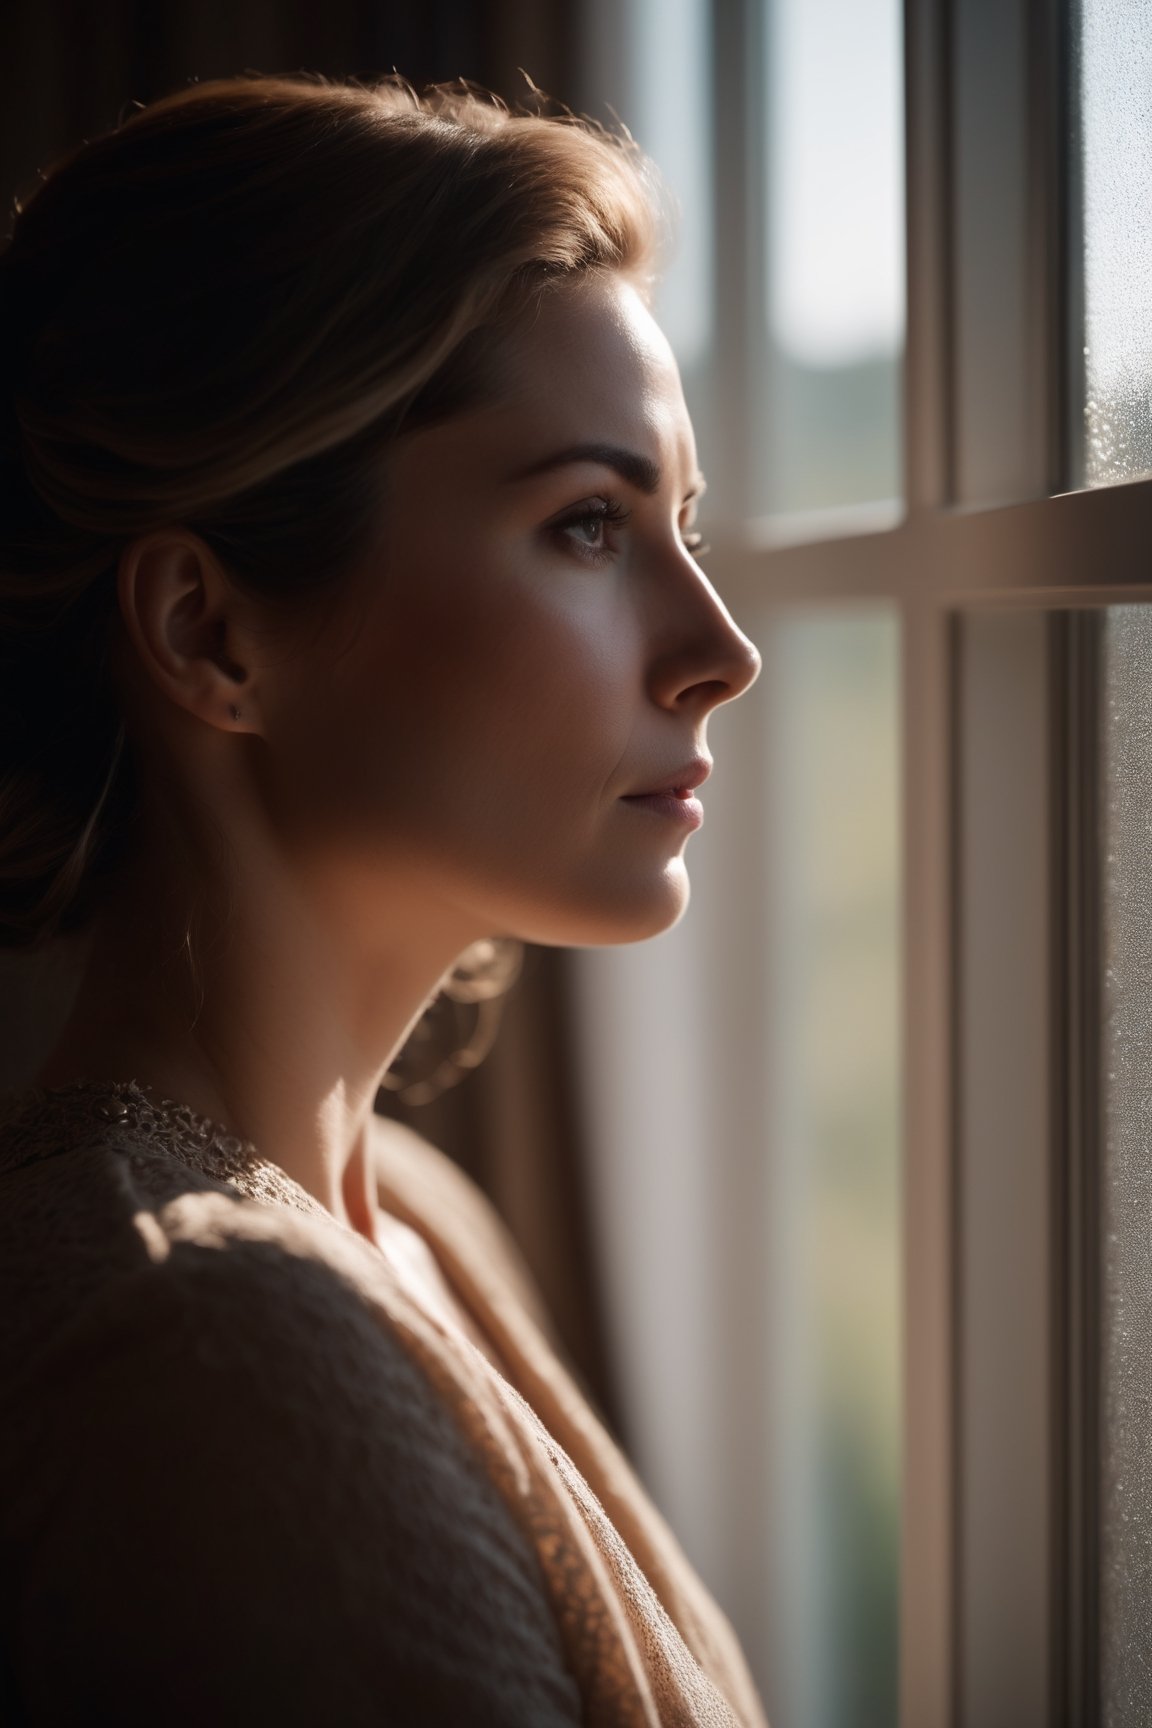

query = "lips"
[623, 757, 712, 799]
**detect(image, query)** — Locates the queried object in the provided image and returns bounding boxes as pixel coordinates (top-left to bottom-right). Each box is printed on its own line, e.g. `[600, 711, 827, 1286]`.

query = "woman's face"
[257, 269, 761, 950]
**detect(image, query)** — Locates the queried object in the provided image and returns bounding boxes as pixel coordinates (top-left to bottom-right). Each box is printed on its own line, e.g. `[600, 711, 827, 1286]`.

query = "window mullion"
[904, 0, 953, 516]
[1056, 609, 1102, 1727]
[901, 0, 959, 1721]
[950, 0, 1062, 504]
[710, 0, 766, 527]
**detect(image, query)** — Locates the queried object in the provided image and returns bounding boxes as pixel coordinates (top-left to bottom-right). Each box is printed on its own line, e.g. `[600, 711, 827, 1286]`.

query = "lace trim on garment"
[0, 1077, 337, 1228]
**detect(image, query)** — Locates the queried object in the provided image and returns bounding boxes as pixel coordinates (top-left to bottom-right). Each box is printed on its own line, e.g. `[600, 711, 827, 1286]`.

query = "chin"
[508, 865, 692, 948]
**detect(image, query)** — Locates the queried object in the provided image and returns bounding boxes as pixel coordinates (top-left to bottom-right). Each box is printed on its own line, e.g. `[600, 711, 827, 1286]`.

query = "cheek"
[257, 557, 689, 944]
[355, 568, 640, 810]
[265, 557, 643, 883]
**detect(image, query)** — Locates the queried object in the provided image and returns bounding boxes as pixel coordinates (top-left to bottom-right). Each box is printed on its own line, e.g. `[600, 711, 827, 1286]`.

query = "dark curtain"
[0, 0, 623, 1444]
[0, 0, 581, 193]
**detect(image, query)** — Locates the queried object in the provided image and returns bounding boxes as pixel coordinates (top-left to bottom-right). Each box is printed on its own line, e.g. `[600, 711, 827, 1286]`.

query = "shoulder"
[0, 1100, 421, 1492]
[0, 1089, 491, 1500]
[0, 1081, 341, 1393]
[2, 1115, 582, 1724]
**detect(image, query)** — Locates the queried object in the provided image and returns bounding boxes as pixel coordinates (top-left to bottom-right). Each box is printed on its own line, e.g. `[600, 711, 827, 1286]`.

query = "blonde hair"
[0, 72, 662, 948]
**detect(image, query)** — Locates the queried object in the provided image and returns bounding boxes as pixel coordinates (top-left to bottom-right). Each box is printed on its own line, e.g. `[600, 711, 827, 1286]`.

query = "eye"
[551, 497, 631, 565]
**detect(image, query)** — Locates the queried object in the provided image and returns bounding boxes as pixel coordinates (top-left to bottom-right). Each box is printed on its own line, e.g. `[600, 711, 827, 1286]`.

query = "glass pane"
[582, 0, 715, 455]
[1099, 605, 1152, 1726]
[625, 0, 713, 373]
[1074, 0, 1152, 487]
[762, 610, 902, 1728]
[758, 0, 905, 527]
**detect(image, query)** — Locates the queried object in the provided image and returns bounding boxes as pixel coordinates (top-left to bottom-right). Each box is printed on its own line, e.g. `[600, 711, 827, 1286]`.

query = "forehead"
[398, 272, 699, 490]
[491, 272, 694, 461]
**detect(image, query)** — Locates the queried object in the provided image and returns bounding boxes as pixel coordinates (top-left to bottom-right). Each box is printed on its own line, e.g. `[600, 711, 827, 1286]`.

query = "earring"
[229, 704, 242, 722]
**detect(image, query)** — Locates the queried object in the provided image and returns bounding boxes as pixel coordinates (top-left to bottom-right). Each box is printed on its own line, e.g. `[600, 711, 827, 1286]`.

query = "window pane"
[1074, 0, 1152, 487]
[626, 0, 713, 372]
[1099, 606, 1152, 1726]
[583, 0, 715, 454]
[762, 610, 902, 1728]
[758, 0, 905, 527]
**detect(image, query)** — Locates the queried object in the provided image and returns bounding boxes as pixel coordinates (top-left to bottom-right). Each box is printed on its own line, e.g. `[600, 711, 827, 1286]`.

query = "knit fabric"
[0, 1079, 768, 1727]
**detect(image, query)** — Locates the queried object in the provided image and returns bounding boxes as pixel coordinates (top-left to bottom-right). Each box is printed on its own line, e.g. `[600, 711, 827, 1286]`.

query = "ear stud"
[230, 704, 242, 722]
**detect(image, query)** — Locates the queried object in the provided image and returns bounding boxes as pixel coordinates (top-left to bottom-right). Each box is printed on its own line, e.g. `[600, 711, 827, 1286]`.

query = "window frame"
[714, 3, 1149, 1719]
[574, 0, 1150, 1722]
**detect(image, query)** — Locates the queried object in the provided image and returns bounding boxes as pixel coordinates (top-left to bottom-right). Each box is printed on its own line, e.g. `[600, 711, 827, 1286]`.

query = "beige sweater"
[0, 1078, 768, 1727]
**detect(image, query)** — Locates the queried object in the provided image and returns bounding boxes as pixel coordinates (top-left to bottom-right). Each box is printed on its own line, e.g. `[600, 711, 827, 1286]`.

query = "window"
[759, 0, 904, 527]
[574, 0, 1152, 1723]
[576, 5, 903, 1724]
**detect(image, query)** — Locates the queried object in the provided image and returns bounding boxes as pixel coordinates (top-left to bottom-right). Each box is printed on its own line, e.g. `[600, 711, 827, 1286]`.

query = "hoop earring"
[378, 938, 524, 1106]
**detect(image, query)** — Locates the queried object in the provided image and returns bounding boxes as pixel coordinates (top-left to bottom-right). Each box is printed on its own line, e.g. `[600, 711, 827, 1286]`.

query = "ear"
[116, 532, 262, 734]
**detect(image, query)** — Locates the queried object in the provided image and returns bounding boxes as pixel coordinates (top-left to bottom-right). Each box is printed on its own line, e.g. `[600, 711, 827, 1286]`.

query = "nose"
[646, 555, 762, 715]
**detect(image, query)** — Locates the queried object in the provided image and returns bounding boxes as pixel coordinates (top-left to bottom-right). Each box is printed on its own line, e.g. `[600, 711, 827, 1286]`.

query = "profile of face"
[243, 270, 762, 952]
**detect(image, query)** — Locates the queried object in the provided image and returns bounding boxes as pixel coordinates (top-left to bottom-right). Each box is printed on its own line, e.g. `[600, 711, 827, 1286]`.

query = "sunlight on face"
[257, 271, 760, 951]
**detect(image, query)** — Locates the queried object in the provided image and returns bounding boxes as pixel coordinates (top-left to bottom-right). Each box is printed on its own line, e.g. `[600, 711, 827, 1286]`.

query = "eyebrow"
[507, 442, 706, 503]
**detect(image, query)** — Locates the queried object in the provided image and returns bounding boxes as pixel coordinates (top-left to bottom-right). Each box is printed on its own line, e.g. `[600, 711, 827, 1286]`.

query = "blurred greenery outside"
[765, 614, 902, 1728]
[758, 352, 903, 515]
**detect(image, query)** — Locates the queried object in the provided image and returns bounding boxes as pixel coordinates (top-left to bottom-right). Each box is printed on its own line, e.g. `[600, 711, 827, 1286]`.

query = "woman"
[0, 73, 763, 1724]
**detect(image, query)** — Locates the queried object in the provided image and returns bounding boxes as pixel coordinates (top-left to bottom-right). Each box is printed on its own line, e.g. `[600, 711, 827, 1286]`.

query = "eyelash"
[552, 498, 710, 565]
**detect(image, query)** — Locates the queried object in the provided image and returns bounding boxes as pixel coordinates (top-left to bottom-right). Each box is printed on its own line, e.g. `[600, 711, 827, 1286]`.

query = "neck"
[36, 831, 480, 1241]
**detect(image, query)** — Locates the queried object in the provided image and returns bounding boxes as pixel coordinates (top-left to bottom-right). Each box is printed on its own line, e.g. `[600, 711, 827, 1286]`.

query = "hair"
[0, 71, 663, 950]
